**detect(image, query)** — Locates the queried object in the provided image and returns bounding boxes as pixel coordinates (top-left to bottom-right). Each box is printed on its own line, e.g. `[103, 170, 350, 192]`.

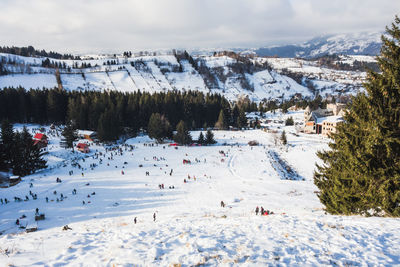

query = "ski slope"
[0, 112, 399, 266]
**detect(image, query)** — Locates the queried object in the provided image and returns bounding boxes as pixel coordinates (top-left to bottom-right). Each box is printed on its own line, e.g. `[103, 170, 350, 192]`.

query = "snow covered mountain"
[256, 32, 382, 58]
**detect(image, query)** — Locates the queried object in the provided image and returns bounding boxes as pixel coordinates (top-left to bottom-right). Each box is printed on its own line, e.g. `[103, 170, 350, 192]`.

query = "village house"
[76, 143, 90, 153]
[304, 103, 347, 136]
[33, 133, 48, 148]
[77, 130, 97, 142]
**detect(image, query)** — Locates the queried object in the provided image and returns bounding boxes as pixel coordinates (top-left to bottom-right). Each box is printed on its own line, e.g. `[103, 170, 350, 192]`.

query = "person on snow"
[35, 208, 39, 215]
[16, 219, 19, 225]
[134, 217, 137, 224]
[220, 201, 225, 208]
[260, 207, 264, 215]
[153, 213, 156, 222]
[255, 206, 259, 215]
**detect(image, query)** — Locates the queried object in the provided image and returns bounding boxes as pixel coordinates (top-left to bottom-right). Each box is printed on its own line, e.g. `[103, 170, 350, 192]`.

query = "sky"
[0, 0, 399, 54]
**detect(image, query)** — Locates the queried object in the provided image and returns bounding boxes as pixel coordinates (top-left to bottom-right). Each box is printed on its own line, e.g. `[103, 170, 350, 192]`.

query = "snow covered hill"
[0, 50, 374, 102]
[256, 32, 382, 58]
[1, 112, 399, 266]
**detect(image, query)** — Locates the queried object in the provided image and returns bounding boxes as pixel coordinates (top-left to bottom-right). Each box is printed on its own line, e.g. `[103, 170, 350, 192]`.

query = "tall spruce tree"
[61, 122, 77, 150]
[197, 132, 205, 145]
[215, 110, 228, 130]
[173, 120, 192, 145]
[205, 129, 216, 145]
[147, 113, 172, 143]
[1, 120, 14, 170]
[314, 16, 400, 216]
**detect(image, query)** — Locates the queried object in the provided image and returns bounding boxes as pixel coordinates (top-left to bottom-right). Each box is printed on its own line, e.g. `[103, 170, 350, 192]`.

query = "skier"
[255, 206, 259, 215]
[153, 213, 156, 222]
[220, 201, 225, 208]
[260, 206, 264, 216]
[35, 208, 39, 215]
[134, 217, 137, 224]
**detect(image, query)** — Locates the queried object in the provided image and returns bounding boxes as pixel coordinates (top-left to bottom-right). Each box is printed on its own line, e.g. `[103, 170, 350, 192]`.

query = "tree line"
[0, 45, 80, 60]
[0, 87, 253, 141]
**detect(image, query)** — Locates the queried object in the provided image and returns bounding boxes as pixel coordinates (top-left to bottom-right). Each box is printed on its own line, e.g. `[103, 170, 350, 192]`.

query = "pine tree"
[314, 16, 400, 216]
[147, 113, 172, 143]
[285, 116, 294, 126]
[280, 130, 287, 145]
[1, 120, 14, 170]
[205, 129, 216, 145]
[10, 127, 46, 176]
[173, 120, 192, 145]
[61, 122, 77, 150]
[197, 132, 205, 145]
[237, 108, 247, 129]
[215, 110, 228, 130]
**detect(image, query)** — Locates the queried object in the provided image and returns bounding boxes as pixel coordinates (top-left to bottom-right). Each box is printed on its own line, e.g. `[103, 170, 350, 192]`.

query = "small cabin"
[77, 130, 97, 142]
[33, 133, 48, 148]
[77, 143, 90, 153]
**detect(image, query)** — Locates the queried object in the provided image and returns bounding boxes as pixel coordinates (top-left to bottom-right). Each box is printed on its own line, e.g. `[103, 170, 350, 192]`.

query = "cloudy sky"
[0, 0, 399, 54]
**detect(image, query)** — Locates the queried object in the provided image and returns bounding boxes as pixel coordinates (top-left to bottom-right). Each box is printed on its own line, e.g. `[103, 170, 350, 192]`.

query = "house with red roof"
[33, 133, 48, 148]
[77, 143, 90, 153]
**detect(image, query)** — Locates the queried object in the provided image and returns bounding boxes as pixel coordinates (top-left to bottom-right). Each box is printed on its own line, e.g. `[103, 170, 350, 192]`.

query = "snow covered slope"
[0, 114, 399, 266]
[0, 50, 373, 101]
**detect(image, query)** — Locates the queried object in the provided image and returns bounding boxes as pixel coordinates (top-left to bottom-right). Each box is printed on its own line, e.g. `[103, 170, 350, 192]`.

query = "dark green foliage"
[314, 16, 400, 216]
[205, 129, 216, 145]
[237, 109, 247, 129]
[97, 106, 121, 141]
[173, 120, 192, 145]
[12, 127, 47, 176]
[280, 130, 287, 145]
[147, 113, 172, 143]
[0, 88, 233, 141]
[0, 124, 46, 176]
[215, 110, 228, 130]
[0, 120, 14, 170]
[285, 116, 294, 126]
[61, 122, 77, 150]
[197, 132, 205, 145]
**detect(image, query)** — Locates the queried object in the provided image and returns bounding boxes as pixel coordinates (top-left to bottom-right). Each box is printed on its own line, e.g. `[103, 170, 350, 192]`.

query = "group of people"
[255, 206, 274, 216]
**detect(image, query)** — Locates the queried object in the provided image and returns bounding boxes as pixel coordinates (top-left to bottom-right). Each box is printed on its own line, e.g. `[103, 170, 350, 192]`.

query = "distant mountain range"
[255, 32, 382, 58]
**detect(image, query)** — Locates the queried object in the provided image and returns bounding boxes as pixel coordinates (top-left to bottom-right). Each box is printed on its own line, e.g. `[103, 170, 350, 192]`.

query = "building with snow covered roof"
[77, 130, 97, 141]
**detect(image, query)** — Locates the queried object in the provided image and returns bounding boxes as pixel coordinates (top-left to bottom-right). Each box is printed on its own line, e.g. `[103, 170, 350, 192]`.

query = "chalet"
[304, 104, 347, 135]
[77, 130, 97, 141]
[33, 133, 48, 148]
[321, 116, 344, 137]
[77, 143, 90, 153]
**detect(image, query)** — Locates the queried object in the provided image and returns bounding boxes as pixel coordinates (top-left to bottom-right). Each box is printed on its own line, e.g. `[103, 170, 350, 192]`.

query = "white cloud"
[0, 0, 398, 53]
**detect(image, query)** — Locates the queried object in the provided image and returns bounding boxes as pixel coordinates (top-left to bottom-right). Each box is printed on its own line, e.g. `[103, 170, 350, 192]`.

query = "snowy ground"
[1, 113, 399, 266]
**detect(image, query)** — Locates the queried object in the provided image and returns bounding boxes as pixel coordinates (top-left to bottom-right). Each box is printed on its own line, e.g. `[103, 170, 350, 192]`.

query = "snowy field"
[1, 112, 400, 266]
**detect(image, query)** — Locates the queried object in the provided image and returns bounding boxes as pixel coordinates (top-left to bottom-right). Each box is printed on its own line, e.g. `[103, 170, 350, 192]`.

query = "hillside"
[0, 50, 375, 102]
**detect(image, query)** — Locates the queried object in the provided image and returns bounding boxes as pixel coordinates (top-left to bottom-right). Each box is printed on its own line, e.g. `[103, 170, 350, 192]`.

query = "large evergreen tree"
[314, 16, 400, 216]
[13, 127, 47, 176]
[205, 129, 216, 145]
[0, 120, 15, 170]
[215, 109, 228, 130]
[173, 120, 192, 145]
[147, 113, 172, 143]
[61, 122, 77, 150]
